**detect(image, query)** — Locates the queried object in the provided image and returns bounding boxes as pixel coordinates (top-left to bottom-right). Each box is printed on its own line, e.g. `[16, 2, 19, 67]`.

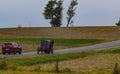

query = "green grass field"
[0, 38, 107, 45]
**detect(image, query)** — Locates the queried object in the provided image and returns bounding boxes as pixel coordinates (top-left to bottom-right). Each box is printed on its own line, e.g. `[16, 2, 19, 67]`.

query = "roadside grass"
[1, 52, 94, 66]
[98, 47, 120, 54]
[0, 46, 120, 66]
[0, 47, 120, 66]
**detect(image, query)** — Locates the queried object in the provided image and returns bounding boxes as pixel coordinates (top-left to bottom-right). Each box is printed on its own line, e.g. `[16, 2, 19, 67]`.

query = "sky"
[0, 0, 120, 28]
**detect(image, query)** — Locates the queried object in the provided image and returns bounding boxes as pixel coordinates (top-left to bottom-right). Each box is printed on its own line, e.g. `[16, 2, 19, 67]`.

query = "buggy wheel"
[51, 50, 53, 54]
[8, 52, 11, 55]
[13, 51, 16, 55]
[2, 52, 5, 55]
[17, 49, 22, 54]
[19, 51, 22, 54]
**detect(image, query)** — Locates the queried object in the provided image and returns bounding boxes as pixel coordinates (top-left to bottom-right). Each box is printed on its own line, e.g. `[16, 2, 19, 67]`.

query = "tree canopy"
[43, 0, 63, 27]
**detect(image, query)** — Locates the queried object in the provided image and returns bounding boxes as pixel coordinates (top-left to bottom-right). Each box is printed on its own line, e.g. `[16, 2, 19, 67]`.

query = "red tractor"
[2, 42, 22, 55]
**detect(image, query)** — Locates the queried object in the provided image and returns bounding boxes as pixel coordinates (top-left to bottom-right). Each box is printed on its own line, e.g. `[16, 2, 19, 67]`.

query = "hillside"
[0, 26, 120, 40]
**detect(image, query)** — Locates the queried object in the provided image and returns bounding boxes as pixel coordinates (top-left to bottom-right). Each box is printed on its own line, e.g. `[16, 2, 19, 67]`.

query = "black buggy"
[37, 40, 54, 54]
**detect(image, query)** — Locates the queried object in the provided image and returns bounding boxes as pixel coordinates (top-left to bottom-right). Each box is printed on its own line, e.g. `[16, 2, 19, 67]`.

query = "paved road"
[1, 40, 120, 58]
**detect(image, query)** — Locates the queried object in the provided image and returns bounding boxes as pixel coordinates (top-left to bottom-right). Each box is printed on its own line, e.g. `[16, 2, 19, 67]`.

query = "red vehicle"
[2, 42, 22, 55]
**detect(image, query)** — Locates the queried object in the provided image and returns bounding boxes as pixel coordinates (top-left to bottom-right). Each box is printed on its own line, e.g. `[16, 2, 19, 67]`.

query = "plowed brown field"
[0, 26, 120, 40]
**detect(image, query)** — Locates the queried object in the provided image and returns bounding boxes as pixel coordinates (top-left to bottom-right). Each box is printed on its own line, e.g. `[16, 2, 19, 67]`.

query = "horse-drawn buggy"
[37, 40, 54, 54]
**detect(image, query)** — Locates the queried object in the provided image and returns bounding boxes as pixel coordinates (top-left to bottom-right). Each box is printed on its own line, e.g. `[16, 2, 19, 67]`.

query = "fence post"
[113, 63, 119, 74]
[55, 59, 59, 73]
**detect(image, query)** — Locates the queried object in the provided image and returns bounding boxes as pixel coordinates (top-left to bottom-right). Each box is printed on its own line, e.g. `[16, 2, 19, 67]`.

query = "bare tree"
[66, 0, 78, 27]
[116, 18, 120, 26]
